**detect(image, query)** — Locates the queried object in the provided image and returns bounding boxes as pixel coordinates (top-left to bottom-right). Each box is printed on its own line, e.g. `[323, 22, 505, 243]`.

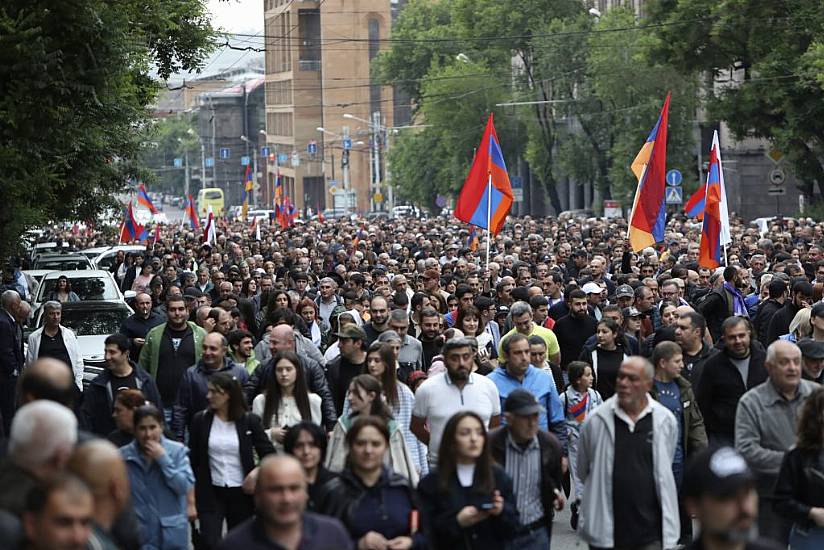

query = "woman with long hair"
[579, 318, 629, 400]
[252, 350, 321, 451]
[283, 422, 336, 511]
[456, 305, 496, 362]
[775, 387, 824, 547]
[47, 275, 80, 303]
[239, 277, 257, 300]
[318, 416, 428, 549]
[109, 389, 147, 447]
[235, 298, 258, 336]
[417, 411, 519, 550]
[132, 264, 155, 294]
[326, 374, 418, 485]
[188, 372, 275, 549]
[297, 297, 326, 350]
[120, 405, 194, 550]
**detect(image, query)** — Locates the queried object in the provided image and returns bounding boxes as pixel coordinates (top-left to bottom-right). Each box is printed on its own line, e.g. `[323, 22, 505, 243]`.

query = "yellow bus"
[197, 188, 225, 217]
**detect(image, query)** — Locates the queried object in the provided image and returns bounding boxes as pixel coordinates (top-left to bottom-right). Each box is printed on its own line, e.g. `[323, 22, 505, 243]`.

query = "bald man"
[18, 357, 77, 408]
[244, 325, 337, 430]
[218, 456, 352, 549]
[119, 292, 164, 359]
[68, 440, 133, 549]
[171, 332, 249, 441]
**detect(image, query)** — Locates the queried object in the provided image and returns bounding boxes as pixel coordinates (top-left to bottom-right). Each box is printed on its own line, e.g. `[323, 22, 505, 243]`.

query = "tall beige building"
[262, 0, 393, 213]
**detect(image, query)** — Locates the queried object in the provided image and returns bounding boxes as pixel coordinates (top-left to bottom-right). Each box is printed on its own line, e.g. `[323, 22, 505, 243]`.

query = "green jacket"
[650, 374, 708, 457]
[139, 322, 207, 379]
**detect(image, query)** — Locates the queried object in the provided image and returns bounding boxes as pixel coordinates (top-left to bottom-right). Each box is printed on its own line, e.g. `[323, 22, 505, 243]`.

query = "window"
[267, 112, 293, 137]
[266, 80, 293, 105]
[298, 9, 321, 71]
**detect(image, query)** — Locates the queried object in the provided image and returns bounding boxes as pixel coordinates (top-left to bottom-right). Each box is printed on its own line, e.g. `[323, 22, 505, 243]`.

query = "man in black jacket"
[118, 292, 164, 359]
[696, 317, 767, 447]
[81, 333, 162, 437]
[765, 280, 812, 343]
[752, 279, 786, 345]
[489, 389, 565, 546]
[0, 290, 23, 435]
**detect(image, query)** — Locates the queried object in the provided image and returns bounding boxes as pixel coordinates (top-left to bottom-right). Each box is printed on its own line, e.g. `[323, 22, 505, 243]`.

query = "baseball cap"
[812, 302, 824, 319]
[623, 306, 641, 318]
[504, 389, 545, 416]
[683, 447, 755, 499]
[582, 282, 602, 295]
[336, 324, 367, 340]
[615, 284, 634, 299]
[496, 305, 510, 316]
[798, 338, 824, 360]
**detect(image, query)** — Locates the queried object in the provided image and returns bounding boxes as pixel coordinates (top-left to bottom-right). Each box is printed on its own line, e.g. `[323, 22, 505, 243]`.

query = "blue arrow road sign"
[173, 158, 183, 168]
[666, 169, 682, 186]
[665, 186, 683, 205]
[343, 138, 352, 151]
[205, 157, 214, 168]
[261, 146, 270, 157]
[241, 156, 250, 166]
[277, 153, 288, 164]
[220, 147, 230, 159]
[308, 141, 318, 154]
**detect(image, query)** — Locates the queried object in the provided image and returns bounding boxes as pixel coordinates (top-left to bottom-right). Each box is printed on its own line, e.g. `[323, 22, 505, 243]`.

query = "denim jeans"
[507, 525, 550, 550]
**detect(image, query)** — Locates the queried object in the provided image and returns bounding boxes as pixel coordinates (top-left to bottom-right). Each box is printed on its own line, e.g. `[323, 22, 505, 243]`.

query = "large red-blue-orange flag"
[136, 184, 158, 214]
[455, 113, 513, 236]
[627, 93, 671, 252]
[699, 131, 731, 268]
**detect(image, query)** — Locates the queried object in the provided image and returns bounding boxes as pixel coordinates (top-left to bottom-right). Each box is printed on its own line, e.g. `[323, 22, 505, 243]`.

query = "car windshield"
[205, 190, 221, 199]
[58, 308, 129, 336]
[36, 259, 89, 270]
[39, 277, 119, 301]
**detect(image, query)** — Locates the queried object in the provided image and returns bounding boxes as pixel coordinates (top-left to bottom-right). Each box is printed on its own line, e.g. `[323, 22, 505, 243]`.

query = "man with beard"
[683, 447, 782, 550]
[411, 337, 501, 466]
[676, 311, 716, 387]
[551, 290, 597, 369]
[766, 280, 813, 344]
[119, 292, 164, 359]
[362, 295, 390, 346]
[418, 307, 442, 371]
[696, 317, 767, 447]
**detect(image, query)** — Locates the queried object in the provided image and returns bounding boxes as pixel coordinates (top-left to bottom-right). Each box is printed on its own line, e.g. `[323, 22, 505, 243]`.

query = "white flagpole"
[486, 172, 492, 273]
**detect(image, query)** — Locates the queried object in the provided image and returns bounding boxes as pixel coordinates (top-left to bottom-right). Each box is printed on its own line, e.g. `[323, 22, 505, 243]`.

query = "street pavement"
[553, 504, 587, 549]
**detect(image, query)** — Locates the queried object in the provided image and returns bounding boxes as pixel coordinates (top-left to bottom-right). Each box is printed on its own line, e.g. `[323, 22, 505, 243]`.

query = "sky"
[207, 0, 264, 34]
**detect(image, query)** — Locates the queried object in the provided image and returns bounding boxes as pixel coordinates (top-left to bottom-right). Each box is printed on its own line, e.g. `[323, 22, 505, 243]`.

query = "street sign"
[219, 148, 230, 159]
[205, 157, 215, 168]
[435, 195, 447, 208]
[511, 176, 523, 188]
[307, 141, 318, 155]
[767, 187, 786, 196]
[665, 186, 683, 205]
[241, 156, 250, 166]
[329, 185, 339, 194]
[173, 158, 183, 168]
[328, 179, 337, 189]
[666, 169, 682, 186]
[277, 153, 288, 164]
[291, 152, 300, 167]
[604, 200, 622, 218]
[343, 137, 352, 151]
[766, 149, 784, 165]
[512, 189, 524, 202]
[769, 168, 786, 185]
[373, 192, 384, 203]
[260, 146, 270, 157]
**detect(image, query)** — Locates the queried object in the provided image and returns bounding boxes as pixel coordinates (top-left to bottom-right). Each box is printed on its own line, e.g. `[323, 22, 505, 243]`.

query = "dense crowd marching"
[3, 211, 824, 550]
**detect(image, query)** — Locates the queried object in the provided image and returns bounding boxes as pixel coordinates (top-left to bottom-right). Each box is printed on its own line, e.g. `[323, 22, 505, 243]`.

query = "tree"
[0, 0, 213, 258]
[646, 0, 824, 200]
[140, 114, 200, 195]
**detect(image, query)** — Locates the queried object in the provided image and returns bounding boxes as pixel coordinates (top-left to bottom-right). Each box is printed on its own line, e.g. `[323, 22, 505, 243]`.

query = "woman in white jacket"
[25, 301, 84, 391]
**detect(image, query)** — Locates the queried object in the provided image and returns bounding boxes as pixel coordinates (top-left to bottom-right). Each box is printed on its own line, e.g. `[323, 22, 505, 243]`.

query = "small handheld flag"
[627, 93, 671, 252]
[119, 201, 147, 243]
[203, 205, 216, 244]
[184, 194, 200, 230]
[136, 184, 158, 214]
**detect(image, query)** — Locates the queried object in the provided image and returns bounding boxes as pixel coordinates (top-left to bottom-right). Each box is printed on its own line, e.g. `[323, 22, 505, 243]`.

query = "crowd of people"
[2, 210, 824, 549]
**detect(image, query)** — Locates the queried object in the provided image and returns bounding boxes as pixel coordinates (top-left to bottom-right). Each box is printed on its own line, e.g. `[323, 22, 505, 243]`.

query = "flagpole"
[485, 172, 492, 273]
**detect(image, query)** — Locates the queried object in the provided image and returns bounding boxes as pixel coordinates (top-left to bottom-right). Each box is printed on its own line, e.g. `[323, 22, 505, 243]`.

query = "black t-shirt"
[553, 314, 598, 367]
[156, 325, 195, 407]
[592, 347, 626, 400]
[38, 329, 72, 371]
[613, 412, 661, 547]
[110, 369, 138, 393]
[332, 357, 367, 415]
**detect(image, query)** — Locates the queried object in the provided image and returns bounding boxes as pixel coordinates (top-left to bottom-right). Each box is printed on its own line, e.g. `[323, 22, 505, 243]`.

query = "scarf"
[724, 282, 749, 317]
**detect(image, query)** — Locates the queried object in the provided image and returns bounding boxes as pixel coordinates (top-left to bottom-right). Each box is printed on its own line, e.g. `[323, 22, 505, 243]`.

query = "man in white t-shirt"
[411, 337, 501, 465]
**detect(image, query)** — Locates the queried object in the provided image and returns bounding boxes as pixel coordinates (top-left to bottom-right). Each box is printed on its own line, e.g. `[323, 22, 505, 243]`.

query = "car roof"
[58, 301, 130, 311]
[41, 270, 114, 279]
[36, 253, 89, 260]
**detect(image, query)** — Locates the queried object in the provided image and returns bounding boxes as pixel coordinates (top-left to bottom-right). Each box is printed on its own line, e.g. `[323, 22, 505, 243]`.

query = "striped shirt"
[504, 433, 544, 525]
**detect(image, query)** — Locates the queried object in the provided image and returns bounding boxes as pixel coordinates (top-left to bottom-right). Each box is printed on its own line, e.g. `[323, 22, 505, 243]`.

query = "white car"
[32, 270, 134, 321]
[81, 245, 146, 272]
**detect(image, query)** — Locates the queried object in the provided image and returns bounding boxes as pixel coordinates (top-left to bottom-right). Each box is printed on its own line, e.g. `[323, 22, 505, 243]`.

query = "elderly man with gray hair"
[0, 400, 78, 516]
[25, 300, 83, 392]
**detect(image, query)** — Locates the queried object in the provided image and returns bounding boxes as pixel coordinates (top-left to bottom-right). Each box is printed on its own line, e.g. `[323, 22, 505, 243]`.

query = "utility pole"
[200, 141, 207, 192]
[183, 147, 190, 197]
[342, 125, 350, 192]
[251, 146, 258, 208]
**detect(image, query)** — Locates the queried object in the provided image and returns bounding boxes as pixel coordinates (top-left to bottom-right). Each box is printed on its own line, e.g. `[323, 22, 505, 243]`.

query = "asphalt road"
[552, 503, 587, 549]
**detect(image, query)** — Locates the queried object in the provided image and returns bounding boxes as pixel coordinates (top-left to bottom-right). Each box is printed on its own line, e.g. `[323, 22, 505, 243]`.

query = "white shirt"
[208, 416, 245, 487]
[457, 463, 475, 487]
[412, 372, 500, 464]
[613, 397, 653, 433]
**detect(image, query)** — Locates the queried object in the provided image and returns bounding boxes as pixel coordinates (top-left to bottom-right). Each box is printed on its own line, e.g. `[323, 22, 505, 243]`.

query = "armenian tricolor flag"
[184, 194, 200, 231]
[627, 93, 671, 252]
[455, 113, 513, 236]
[569, 393, 589, 423]
[699, 131, 731, 269]
[466, 226, 479, 252]
[119, 201, 147, 243]
[241, 165, 253, 221]
[136, 184, 158, 214]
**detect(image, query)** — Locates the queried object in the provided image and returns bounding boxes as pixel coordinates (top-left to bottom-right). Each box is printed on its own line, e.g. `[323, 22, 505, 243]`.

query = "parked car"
[32, 253, 93, 271]
[32, 270, 133, 322]
[34, 301, 133, 386]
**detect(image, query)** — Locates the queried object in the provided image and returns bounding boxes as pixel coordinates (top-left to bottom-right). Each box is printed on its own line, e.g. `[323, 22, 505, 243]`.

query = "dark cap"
[504, 389, 545, 416]
[683, 447, 755, 499]
[812, 302, 824, 319]
[336, 324, 366, 340]
[615, 284, 634, 299]
[623, 306, 641, 318]
[496, 305, 509, 316]
[798, 338, 824, 359]
[183, 287, 202, 300]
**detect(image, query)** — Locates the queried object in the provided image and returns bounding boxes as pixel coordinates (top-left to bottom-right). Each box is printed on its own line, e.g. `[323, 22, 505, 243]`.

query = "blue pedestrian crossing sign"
[241, 156, 250, 166]
[666, 169, 682, 186]
[343, 138, 352, 151]
[665, 186, 683, 205]
[220, 147, 230, 159]
[261, 146, 270, 157]
[205, 157, 215, 168]
[173, 158, 183, 168]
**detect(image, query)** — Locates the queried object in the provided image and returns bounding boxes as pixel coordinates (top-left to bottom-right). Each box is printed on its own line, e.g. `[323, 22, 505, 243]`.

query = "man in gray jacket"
[734, 340, 815, 546]
[577, 356, 680, 550]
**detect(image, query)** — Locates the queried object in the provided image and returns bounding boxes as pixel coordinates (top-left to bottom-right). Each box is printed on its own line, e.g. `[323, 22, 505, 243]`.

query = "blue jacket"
[120, 438, 194, 550]
[487, 365, 567, 451]
[171, 357, 249, 440]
